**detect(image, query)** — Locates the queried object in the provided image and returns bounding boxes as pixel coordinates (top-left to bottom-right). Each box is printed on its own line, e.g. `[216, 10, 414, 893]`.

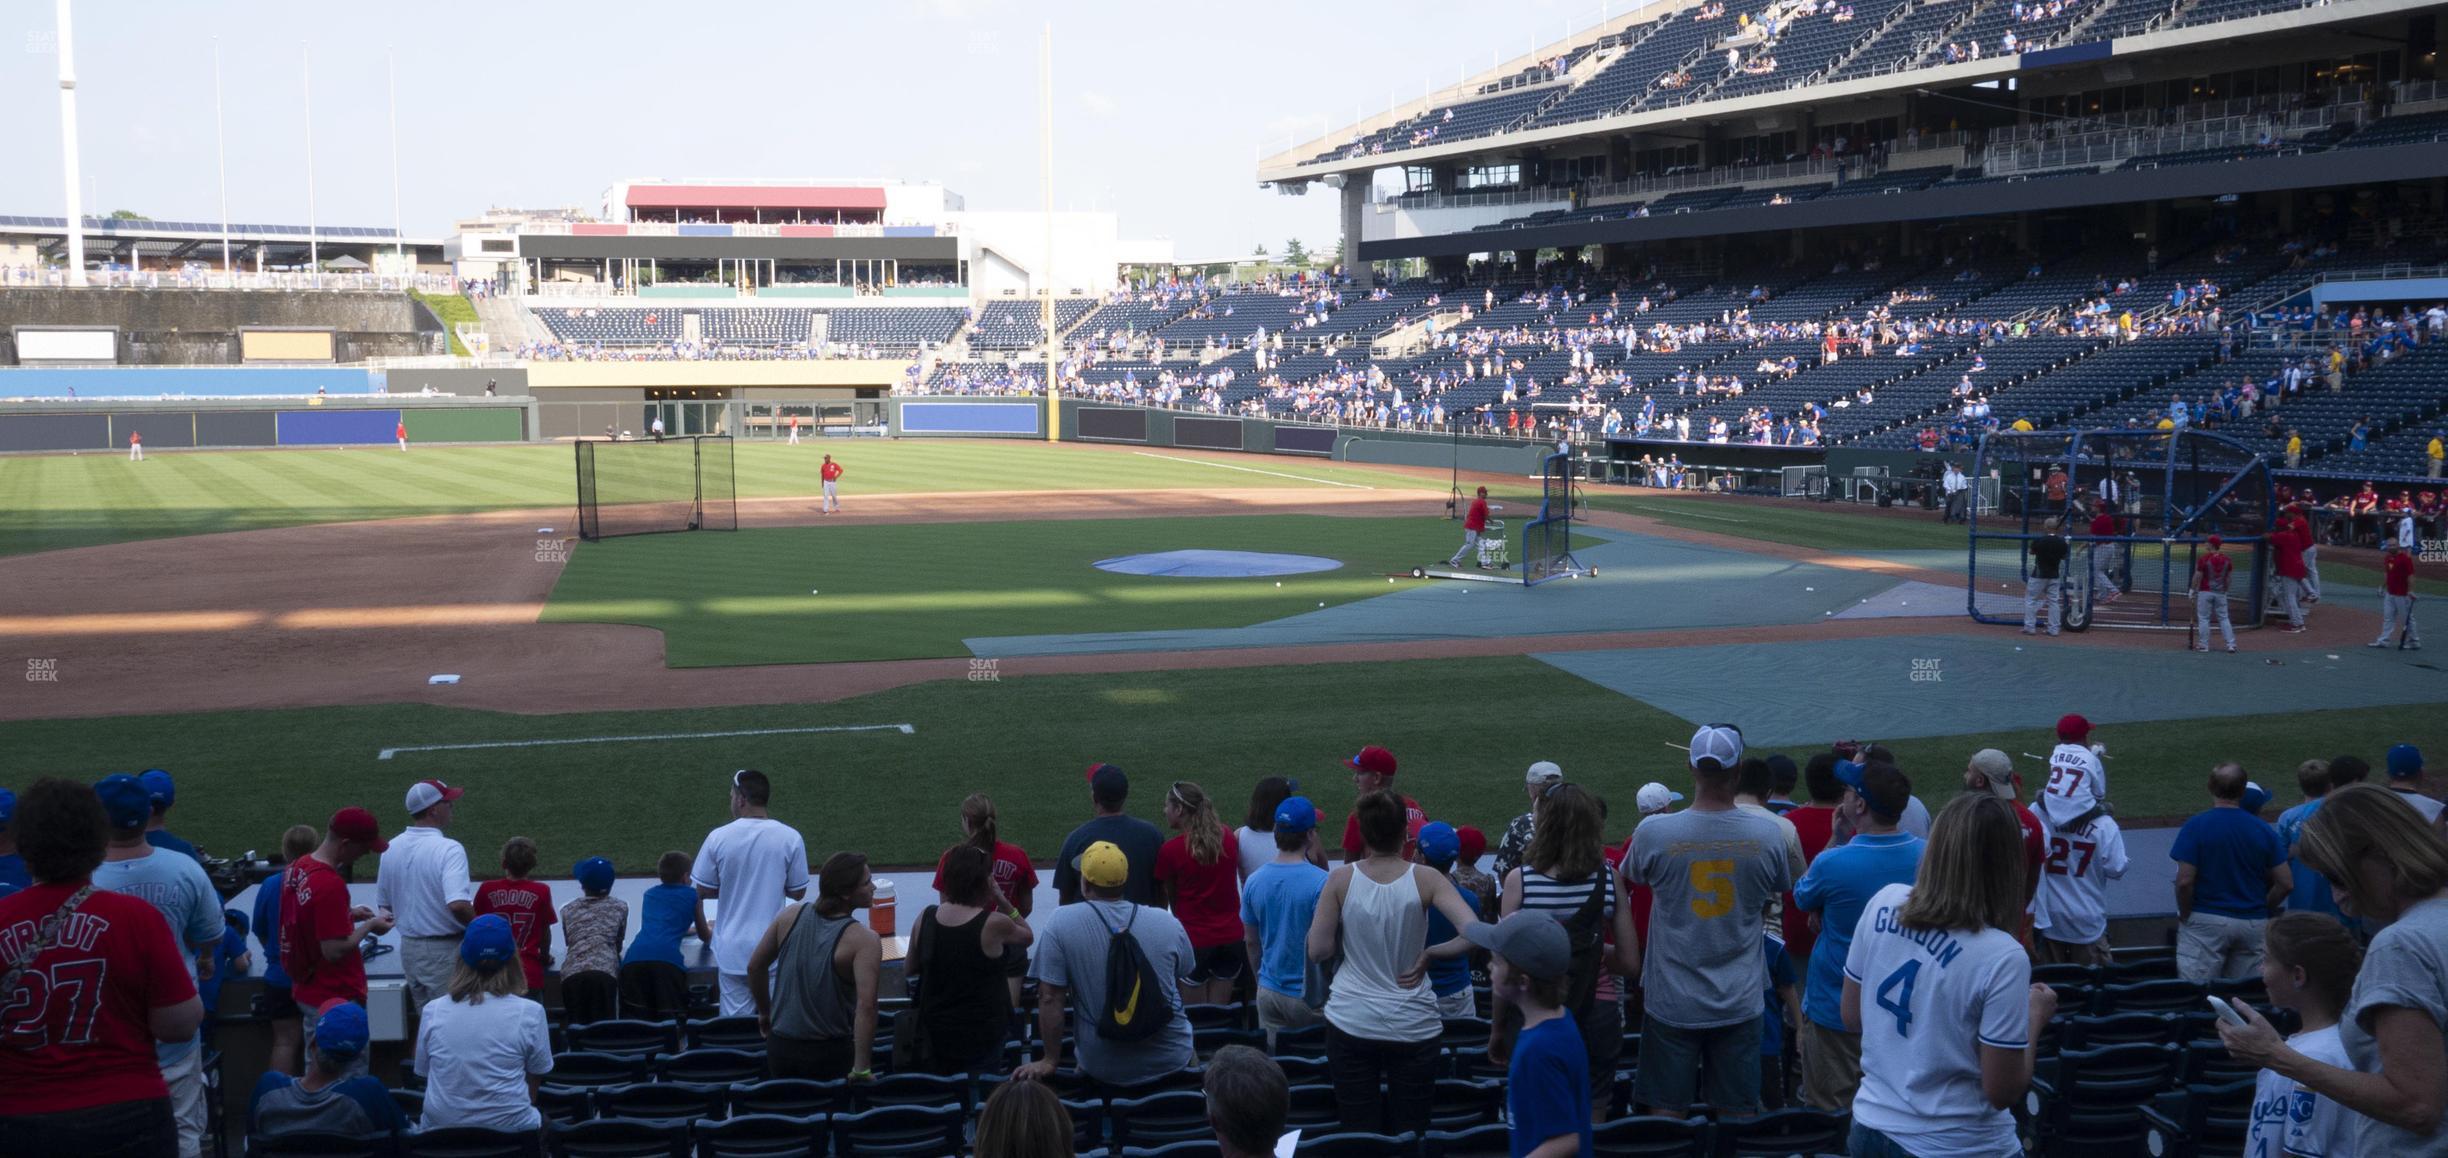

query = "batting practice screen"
[575, 435, 737, 541]
[1522, 452, 1586, 586]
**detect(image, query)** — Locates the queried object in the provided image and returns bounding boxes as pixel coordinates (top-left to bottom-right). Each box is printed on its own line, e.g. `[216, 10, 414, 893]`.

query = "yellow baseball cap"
[1075, 840, 1129, 889]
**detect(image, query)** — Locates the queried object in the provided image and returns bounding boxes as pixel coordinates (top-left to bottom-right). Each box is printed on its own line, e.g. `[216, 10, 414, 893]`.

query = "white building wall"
[956, 210, 1123, 298]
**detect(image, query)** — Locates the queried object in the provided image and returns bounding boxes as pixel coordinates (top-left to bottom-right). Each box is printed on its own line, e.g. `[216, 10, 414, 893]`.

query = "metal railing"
[0, 270, 467, 293]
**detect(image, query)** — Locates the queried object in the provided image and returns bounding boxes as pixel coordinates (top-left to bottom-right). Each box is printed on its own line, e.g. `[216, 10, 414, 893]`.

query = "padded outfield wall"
[0, 397, 532, 452]
[883, 396, 1550, 474]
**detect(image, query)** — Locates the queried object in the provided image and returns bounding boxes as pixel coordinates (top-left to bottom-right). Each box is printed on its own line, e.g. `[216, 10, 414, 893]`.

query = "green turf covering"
[543, 515, 1499, 665]
[0, 441, 1437, 557]
[3, 657, 2438, 869]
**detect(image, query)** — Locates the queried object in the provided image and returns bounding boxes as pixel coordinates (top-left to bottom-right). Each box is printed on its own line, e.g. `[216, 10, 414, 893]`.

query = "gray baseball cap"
[1462, 910, 1571, 981]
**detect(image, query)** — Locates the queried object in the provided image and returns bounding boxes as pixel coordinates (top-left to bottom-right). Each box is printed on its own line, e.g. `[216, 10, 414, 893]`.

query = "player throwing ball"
[1449, 486, 1491, 568]
[820, 454, 844, 514]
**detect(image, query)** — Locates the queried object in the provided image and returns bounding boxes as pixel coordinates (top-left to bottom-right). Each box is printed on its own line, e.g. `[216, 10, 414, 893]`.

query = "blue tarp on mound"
[1092, 549, 1342, 578]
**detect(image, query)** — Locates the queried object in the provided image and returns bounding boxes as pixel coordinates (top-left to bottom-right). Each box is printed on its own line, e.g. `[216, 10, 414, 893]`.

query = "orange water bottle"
[871, 878, 897, 938]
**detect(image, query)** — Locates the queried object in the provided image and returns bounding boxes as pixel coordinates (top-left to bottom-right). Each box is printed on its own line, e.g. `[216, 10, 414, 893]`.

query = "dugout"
[1968, 429, 2273, 633]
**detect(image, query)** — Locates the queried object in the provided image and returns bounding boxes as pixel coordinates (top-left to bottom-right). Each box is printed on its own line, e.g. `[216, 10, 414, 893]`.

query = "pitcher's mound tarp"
[1091, 549, 1343, 578]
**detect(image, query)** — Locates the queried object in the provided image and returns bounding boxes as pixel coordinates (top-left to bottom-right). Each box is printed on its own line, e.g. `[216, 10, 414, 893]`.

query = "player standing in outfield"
[2023, 519, 2069, 636]
[2087, 501, 2124, 603]
[128, 429, 144, 461]
[396, 421, 409, 452]
[820, 454, 844, 514]
[2190, 535, 2238, 653]
[1448, 486, 1491, 568]
[2374, 539, 2422, 649]
[787, 414, 801, 445]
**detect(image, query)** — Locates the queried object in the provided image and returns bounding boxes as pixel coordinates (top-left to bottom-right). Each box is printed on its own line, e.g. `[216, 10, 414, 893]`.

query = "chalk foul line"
[377, 723, 915, 760]
[1131, 451, 1374, 490]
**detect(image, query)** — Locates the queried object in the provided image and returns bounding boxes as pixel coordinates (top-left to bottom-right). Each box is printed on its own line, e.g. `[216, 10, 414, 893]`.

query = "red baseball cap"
[330, 806, 389, 853]
[2056, 714, 2092, 742]
[2206, 535, 2223, 548]
[404, 779, 464, 815]
[1455, 825, 1488, 865]
[1347, 746, 1398, 777]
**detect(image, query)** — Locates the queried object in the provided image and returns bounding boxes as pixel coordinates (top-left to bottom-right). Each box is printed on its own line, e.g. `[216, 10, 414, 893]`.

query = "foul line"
[377, 723, 915, 760]
[1645, 506, 1745, 523]
[1131, 452, 1374, 490]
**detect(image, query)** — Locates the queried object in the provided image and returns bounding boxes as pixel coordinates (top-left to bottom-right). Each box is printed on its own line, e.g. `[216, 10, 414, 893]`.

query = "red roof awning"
[624, 185, 886, 211]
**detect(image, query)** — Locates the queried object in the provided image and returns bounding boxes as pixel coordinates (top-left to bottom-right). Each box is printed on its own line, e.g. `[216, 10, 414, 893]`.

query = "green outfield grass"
[3, 657, 2439, 871]
[0, 440, 1437, 557]
[542, 515, 1590, 665]
[1586, 491, 1967, 552]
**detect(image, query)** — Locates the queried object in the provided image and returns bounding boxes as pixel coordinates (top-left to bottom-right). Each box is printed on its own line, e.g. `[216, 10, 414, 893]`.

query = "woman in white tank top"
[1307, 790, 1484, 1136]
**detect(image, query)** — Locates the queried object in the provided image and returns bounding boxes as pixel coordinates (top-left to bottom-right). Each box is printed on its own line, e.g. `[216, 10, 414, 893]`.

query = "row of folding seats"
[967, 299, 1097, 351]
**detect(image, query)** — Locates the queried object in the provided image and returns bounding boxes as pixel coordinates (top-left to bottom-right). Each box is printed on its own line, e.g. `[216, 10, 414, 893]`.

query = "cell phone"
[2208, 996, 2249, 1027]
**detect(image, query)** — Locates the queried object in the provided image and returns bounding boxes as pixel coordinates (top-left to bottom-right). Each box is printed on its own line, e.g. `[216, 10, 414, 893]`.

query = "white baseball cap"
[404, 779, 465, 815]
[1636, 782, 1686, 814]
[1689, 724, 1745, 770]
[1524, 761, 1564, 785]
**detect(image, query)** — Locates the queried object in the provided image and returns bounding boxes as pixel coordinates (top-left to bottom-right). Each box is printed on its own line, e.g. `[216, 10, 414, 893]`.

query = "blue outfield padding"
[900, 401, 1041, 435]
[0, 366, 378, 399]
[277, 408, 403, 445]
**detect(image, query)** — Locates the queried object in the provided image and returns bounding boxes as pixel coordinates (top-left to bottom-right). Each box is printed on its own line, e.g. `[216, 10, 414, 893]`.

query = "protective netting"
[576, 436, 735, 541]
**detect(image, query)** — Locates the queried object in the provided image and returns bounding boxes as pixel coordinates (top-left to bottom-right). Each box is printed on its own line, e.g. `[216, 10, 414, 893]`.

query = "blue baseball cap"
[2241, 782, 2271, 814]
[574, 857, 616, 894]
[139, 769, 175, 808]
[2389, 744, 2424, 781]
[1273, 796, 1320, 834]
[0, 787, 14, 828]
[314, 1002, 370, 1058]
[1832, 759, 1868, 791]
[94, 774, 152, 831]
[461, 914, 518, 969]
[1416, 821, 1460, 868]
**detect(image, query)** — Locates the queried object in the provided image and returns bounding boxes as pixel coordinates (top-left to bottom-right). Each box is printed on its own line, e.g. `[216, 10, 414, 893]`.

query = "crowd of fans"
[7, 725, 2448, 1156]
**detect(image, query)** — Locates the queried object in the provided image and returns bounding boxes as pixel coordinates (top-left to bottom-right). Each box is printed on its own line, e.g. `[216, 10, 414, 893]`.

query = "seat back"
[654, 1048, 766, 1085]
[1591, 1115, 1711, 1158]
[567, 1020, 679, 1059]
[1714, 1107, 1847, 1155]
[2097, 979, 2205, 1015]
[546, 1052, 651, 1089]
[1272, 1025, 1329, 1059]
[1293, 1132, 1418, 1158]
[1425, 1079, 1504, 1131]
[561, 972, 622, 1027]
[537, 1085, 594, 1125]
[2060, 1012, 2180, 1050]
[545, 1118, 690, 1158]
[594, 1082, 728, 1124]
[1421, 1123, 1511, 1158]
[855, 1072, 971, 1112]
[684, 1016, 764, 1051]
[247, 1131, 395, 1158]
[727, 1080, 850, 1119]
[827, 1104, 966, 1158]
[1110, 1090, 1217, 1149]
[617, 962, 692, 1022]
[689, 1114, 824, 1158]
[1283, 1083, 1342, 1132]
[402, 1126, 544, 1158]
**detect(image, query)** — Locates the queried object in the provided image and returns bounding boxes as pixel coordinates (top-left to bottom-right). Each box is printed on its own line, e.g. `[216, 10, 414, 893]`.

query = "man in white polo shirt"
[377, 779, 475, 1016]
[694, 768, 810, 1016]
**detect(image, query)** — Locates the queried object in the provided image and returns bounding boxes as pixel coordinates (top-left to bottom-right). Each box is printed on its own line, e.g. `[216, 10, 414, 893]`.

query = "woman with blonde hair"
[413, 915, 552, 1132]
[1842, 794, 2055, 1157]
[1156, 781, 1245, 1004]
[972, 1076, 1075, 1158]
[2220, 783, 2448, 1154]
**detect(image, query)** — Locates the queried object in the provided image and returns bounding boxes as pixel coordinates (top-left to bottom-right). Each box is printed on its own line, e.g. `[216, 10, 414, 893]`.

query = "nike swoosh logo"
[1115, 979, 1140, 1025]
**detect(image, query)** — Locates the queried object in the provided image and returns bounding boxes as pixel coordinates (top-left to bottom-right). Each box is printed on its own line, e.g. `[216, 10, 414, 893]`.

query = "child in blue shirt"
[1464, 911, 1591, 1158]
[1417, 822, 1482, 1019]
[623, 850, 712, 968]
[1760, 933, 1800, 1109]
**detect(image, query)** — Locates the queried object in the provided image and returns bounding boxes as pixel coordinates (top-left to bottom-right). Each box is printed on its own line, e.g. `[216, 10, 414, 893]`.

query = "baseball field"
[5, 437, 2444, 874]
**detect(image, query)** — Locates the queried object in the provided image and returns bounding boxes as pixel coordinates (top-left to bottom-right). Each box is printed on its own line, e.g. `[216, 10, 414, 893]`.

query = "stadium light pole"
[55, 0, 86, 287]
[303, 42, 319, 287]
[212, 37, 232, 274]
[386, 47, 404, 270]
[1039, 22, 1057, 443]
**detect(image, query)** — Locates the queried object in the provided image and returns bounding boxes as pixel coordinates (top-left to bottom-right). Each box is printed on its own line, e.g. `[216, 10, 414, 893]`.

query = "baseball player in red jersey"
[2088, 502, 2124, 602]
[2188, 535, 2238, 653]
[1449, 486, 1491, 568]
[128, 429, 143, 461]
[2269, 515, 2312, 632]
[396, 421, 409, 452]
[820, 454, 844, 514]
[2375, 539, 2422, 649]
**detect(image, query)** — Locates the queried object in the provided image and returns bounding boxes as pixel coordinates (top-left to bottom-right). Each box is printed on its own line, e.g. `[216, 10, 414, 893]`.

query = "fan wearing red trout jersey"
[2030, 812, 2131, 966]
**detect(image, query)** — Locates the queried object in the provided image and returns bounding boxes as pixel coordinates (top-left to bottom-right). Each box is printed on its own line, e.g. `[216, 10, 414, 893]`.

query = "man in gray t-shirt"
[1016, 840, 1196, 1089]
[1622, 726, 1796, 1118]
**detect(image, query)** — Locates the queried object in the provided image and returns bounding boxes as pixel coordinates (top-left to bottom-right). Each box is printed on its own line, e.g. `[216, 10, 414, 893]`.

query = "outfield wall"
[0, 397, 533, 452]
[881, 396, 1550, 473]
[0, 365, 381, 399]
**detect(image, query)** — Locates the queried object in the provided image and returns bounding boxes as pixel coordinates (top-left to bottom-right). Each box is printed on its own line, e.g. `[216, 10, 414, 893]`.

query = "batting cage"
[1522, 452, 1592, 586]
[1968, 429, 2271, 633]
[575, 435, 737, 541]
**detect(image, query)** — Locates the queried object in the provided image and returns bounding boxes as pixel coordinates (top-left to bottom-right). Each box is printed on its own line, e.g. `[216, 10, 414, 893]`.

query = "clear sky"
[4, 0, 1609, 263]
